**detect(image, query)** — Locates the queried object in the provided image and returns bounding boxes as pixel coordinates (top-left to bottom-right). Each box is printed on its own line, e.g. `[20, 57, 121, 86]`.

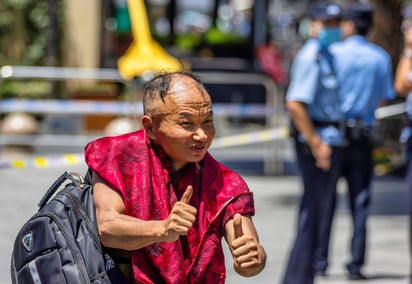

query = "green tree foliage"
[0, 0, 64, 65]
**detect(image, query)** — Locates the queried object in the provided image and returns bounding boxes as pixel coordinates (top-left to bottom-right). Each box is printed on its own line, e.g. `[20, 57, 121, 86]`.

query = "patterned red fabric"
[85, 129, 254, 283]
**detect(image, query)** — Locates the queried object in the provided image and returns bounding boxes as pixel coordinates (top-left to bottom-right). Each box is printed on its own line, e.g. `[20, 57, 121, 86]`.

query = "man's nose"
[194, 127, 207, 142]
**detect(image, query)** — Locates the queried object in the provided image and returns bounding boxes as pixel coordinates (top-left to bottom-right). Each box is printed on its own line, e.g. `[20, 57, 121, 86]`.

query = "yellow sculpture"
[118, 0, 182, 80]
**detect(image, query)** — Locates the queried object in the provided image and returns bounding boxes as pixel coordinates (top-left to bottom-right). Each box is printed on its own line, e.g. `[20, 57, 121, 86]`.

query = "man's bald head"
[143, 72, 208, 119]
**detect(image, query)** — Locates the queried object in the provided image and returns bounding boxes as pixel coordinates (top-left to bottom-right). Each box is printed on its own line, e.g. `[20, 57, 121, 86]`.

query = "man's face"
[340, 20, 355, 39]
[145, 76, 215, 171]
[310, 18, 340, 37]
[402, 18, 412, 33]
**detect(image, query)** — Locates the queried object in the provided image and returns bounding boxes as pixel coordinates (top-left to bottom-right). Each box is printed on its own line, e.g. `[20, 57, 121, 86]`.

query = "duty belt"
[312, 120, 344, 129]
[344, 119, 372, 141]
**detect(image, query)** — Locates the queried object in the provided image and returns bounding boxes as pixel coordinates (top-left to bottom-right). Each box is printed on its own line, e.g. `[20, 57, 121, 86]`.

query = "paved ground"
[1, 163, 410, 284]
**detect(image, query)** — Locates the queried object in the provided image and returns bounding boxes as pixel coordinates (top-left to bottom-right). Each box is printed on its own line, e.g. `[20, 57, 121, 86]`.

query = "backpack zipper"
[59, 189, 101, 249]
[36, 211, 90, 284]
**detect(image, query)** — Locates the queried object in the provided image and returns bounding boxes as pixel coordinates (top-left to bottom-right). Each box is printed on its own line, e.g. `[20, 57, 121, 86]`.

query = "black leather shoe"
[348, 272, 367, 280]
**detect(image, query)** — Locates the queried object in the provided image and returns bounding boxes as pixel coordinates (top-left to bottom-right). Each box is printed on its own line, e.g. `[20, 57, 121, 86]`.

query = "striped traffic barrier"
[374, 102, 406, 120]
[0, 126, 289, 169]
[0, 153, 84, 169]
[211, 126, 289, 148]
[0, 98, 275, 117]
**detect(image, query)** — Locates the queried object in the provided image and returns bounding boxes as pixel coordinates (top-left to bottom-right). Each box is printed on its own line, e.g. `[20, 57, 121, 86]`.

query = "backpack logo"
[104, 253, 115, 271]
[22, 232, 33, 252]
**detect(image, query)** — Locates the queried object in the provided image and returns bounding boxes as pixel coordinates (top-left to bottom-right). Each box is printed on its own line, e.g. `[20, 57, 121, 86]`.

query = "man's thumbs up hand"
[163, 185, 197, 242]
[229, 214, 265, 276]
[180, 185, 193, 204]
[233, 213, 243, 239]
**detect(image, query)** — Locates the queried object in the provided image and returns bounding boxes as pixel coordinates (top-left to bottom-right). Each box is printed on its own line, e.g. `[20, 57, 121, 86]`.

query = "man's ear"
[142, 115, 156, 139]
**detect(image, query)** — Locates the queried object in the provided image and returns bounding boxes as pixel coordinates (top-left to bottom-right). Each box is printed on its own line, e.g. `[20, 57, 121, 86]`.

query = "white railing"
[0, 66, 287, 174]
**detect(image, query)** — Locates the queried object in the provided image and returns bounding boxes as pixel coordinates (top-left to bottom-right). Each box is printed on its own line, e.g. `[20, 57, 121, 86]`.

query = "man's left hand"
[229, 214, 265, 277]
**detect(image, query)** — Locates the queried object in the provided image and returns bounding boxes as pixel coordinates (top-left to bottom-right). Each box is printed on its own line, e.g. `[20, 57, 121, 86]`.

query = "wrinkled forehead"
[168, 76, 211, 103]
[156, 77, 213, 116]
[165, 90, 212, 114]
[169, 75, 207, 95]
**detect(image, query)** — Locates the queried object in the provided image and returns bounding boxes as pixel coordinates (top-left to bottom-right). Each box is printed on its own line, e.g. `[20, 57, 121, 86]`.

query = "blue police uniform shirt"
[407, 72, 412, 120]
[400, 73, 412, 143]
[286, 38, 345, 146]
[407, 93, 412, 121]
[330, 35, 395, 126]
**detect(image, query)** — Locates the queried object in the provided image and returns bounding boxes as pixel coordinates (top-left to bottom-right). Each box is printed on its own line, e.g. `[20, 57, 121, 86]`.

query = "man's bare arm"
[93, 172, 197, 251]
[395, 54, 412, 97]
[224, 214, 266, 277]
[395, 29, 412, 96]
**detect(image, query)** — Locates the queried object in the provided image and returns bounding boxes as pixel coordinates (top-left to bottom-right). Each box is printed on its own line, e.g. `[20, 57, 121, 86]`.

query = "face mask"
[318, 27, 341, 48]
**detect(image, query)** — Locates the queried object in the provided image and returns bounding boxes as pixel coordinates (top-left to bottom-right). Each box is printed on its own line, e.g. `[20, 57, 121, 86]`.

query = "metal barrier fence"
[0, 66, 287, 174]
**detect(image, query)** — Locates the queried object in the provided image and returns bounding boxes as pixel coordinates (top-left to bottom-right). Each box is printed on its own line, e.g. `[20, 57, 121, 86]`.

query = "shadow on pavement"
[319, 272, 410, 282]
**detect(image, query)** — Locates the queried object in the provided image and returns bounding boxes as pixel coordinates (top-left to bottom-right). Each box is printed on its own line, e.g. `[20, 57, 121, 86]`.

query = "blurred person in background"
[282, 2, 345, 284]
[314, 3, 396, 280]
[394, 4, 412, 278]
[255, 33, 287, 86]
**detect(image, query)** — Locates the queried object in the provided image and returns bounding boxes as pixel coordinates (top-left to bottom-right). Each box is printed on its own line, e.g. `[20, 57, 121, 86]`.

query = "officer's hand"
[311, 141, 332, 171]
[230, 214, 263, 276]
[162, 185, 197, 242]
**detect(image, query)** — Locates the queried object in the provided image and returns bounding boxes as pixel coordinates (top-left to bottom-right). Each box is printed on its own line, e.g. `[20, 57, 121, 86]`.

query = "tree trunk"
[368, 0, 403, 72]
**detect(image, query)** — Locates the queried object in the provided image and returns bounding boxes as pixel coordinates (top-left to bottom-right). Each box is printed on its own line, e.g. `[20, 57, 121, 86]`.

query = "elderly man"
[85, 71, 266, 283]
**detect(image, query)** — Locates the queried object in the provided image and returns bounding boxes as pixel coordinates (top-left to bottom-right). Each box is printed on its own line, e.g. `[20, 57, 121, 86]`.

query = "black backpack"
[10, 171, 129, 283]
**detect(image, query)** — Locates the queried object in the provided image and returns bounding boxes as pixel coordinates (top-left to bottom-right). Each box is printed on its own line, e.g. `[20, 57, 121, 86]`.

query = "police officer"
[317, 3, 395, 280]
[282, 2, 345, 284]
[395, 4, 412, 279]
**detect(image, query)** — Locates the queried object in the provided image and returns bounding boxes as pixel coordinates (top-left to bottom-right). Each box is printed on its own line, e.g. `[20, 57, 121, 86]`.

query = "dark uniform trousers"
[314, 137, 373, 275]
[405, 136, 412, 278]
[283, 142, 343, 284]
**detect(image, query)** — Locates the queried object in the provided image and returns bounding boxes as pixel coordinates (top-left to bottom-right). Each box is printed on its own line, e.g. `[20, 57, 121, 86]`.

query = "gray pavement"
[1, 164, 410, 284]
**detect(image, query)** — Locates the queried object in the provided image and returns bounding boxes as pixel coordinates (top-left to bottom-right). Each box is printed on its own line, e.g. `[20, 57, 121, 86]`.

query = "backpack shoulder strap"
[37, 171, 70, 209]
[37, 171, 87, 209]
[84, 167, 93, 185]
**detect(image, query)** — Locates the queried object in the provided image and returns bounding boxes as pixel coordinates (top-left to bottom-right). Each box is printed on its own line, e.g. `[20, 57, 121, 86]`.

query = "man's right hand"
[310, 140, 332, 171]
[162, 185, 197, 242]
